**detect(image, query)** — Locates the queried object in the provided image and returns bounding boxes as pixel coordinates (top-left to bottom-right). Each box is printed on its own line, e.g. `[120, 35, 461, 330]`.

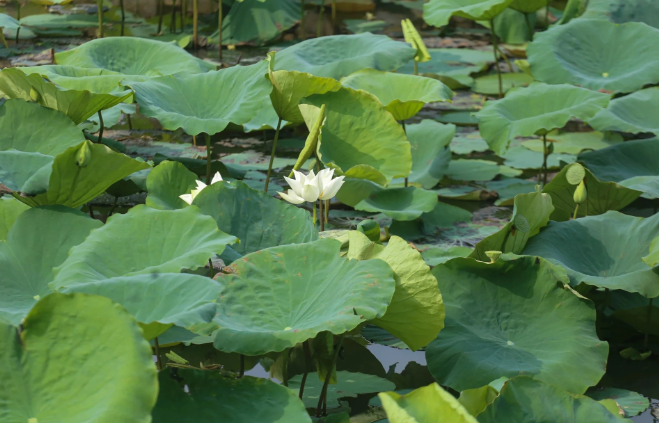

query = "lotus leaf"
[528, 20, 659, 93]
[288, 370, 396, 409]
[335, 177, 384, 207]
[587, 388, 649, 417]
[52, 205, 236, 288]
[423, 0, 516, 27]
[487, 178, 537, 206]
[379, 383, 478, 423]
[397, 48, 492, 79]
[0, 68, 132, 124]
[522, 130, 623, 155]
[303, 87, 412, 183]
[542, 163, 641, 221]
[355, 187, 438, 221]
[153, 369, 311, 423]
[0, 13, 20, 32]
[145, 161, 199, 210]
[274, 33, 416, 79]
[19, 13, 105, 31]
[426, 255, 608, 393]
[522, 211, 659, 298]
[340, 69, 453, 121]
[470, 191, 553, 262]
[589, 88, 659, 135]
[502, 146, 576, 170]
[211, 239, 395, 355]
[582, 0, 659, 29]
[450, 130, 490, 154]
[0, 151, 53, 193]
[478, 377, 629, 423]
[346, 232, 445, 350]
[476, 83, 610, 155]
[459, 383, 501, 417]
[292, 104, 326, 173]
[0, 197, 28, 241]
[472, 72, 533, 96]
[399, 120, 454, 188]
[0, 206, 102, 325]
[447, 159, 522, 181]
[421, 246, 473, 266]
[55, 37, 215, 75]
[510, 0, 547, 13]
[15, 141, 150, 208]
[128, 61, 272, 136]
[402, 18, 431, 63]
[63, 273, 223, 340]
[193, 181, 317, 257]
[0, 293, 157, 423]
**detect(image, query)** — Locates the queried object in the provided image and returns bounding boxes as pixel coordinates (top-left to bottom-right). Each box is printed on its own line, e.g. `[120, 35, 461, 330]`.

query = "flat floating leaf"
[380, 383, 478, 423]
[212, 239, 395, 355]
[423, 0, 515, 27]
[426, 255, 608, 393]
[528, 19, 659, 93]
[0, 293, 158, 423]
[355, 187, 438, 221]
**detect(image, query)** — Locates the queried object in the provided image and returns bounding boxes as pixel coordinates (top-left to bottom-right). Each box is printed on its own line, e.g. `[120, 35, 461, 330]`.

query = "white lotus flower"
[278, 169, 344, 204]
[179, 172, 224, 205]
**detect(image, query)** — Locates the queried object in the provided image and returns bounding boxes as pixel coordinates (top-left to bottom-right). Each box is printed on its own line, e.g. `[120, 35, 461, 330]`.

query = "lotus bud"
[75, 141, 93, 168]
[485, 251, 502, 263]
[357, 219, 381, 242]
[573, 180, 587, 204]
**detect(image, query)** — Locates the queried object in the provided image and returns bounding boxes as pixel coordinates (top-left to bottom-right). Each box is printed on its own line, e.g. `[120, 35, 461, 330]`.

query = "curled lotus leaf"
[423, 0, 516, 28]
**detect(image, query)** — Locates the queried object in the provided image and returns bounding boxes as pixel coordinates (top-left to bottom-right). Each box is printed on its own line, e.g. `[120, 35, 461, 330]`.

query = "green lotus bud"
[357, 219, 381, 242]
[485, 251, 502, 263]
[165, 351, 189, 365]
[573, 180, 587, 204]
[75, 141, 93, 168]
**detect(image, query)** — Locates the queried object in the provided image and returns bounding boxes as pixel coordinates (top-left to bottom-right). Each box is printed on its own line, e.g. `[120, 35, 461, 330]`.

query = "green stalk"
[97, 0, 104, 38]
[170, 0, 177, 33]
[208, 258, 215, 278]
[157, 0, 164, 34]
[218, 1, 223, 62]
[490, 18, 502, 99]
[192, 0, 199, 48]
[317, 0, 325, 38]
[154, 337, 163, 370]
[524, 13, 533, 40]
[97, 111, 105, 143]
[542, 134, 548, 186]
[120, 0, 125, 35]
[312, 201, 317, 226]
[180, 0, 186, 31]
[205, 133, 212, 184]
[402, 120, 409, 187]
[264, 118, 283, 193]
[316, 333, 345, 417]
[644, 298, 654, 352]
[413, 60, 418, 76]
[281, 348, 290, 387]
[239, 354, 245, 378]
[299, 340, 311, 399]
[15, 0, 21, 44]
[319, 200, 324, 231]
[572, 204, 579, 220]
[324, 200, 329, 224]
[300, 0, 305, 40]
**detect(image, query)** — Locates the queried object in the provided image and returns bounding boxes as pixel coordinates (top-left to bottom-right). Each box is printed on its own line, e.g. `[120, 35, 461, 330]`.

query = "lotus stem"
[317, 0, 325, 38]
[319, 200, 324, 231]
[542, 134, 548, 186]
[402, 120, 409, 187]
[490, 19, 502, 99]
[644, 298, 654, 352]
[127, 114, 132, 130]
[313, 201, 317, 226]
[299, 340, 311, 399]
[108, 196, 118, 217]
[572, 204, 579, 220]
[192, 134, 196, 146]
[88, 204, 95, 219]
[170, 0, 177, 33]
[300, 0, 305, 40]
[192, 0, 198, 47]
[97, 111, 104, 143]
[239, 354, 245, 378]
[205, 133, 212, 184]
[180, 0, 186, 31]
[264, 118, 283, 193]
[0, 31, 9, 50]
[495, 44, 513, 74]
[154, 337, 163, 370]
[524, 13, 534, 40]
[157, 0, 164, 34]
[218, 1, 223, 62]
[324, 200, 329, 224]
[316, 333, 345, 417]
[97, 0, 104, 38]
[14, 0, 20, 44]
[120, 0, 125, 35]
[208, 258, 215, 277]
[413, 60, 418, 76]
[282, 348, 290, 387]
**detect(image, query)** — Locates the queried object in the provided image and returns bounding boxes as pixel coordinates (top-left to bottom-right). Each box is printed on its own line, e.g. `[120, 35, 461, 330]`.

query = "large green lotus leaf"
[19, 13, 106, 31]
[510, 0, 548, 13]
[153, 369, 311, 423]
[522, 211, 659, 298]
[527, 20, 659, 93]
[0, 293, 157, 423]
[487, 178, 536, 206]
[475, 83, 610, 156]
[423, 0, 516, 27]
[589, 88, 659, 135]
[0, 197, 29, 241]
[502, 146, 575, 170]
[542, 163, 641, 221]
[55, 37, 215, 75]
[340, 69, 453, 121]
[128, 61, 272, 136]
[579, 138, 659, 199]
[0, 68, 132, 125]
[51, 205, 236, 288]
[447, 159, 522, 181]
[16, 141, 150, 208]
[522, 130, 623, 155]
[427, 255, 608, 393]
[63, 273, 223, 340]
[0, 13, 20, 31]
[0, 206, 102, 325]
[582, 0, 659, 29]
[145, 161, 199, 210]
[346, 232, 445, 351]
[472, 73, 533, 96]
[192, 181, 317, 257]
[355, 187, 438, 221]
[397, 47, 492, 78]
[478, 377, 629, 423]
[288, 370, 395, 409]
[0, 151, 53, 193]
[303, 87, 412, 183]
[469, 192, 554, 262]
[20, 65, 135, 97]
[380, 383, 478, 423]
[274, 33, 416, 79]
[401, 120, 454, 189]
[0, 99, 85, 154]
[478, 9, 536, 44]
[211, 239, 395, 355]
[587, 387, 649, 418]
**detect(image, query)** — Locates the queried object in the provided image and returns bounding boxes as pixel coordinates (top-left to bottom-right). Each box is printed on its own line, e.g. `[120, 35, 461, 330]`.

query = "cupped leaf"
[475, 83, 610, 155]
[0, 68, 132, 124]
[211, 239, 395, 355]
[193, 181, 317, 257]
[20, 65, 136, 98]
[275, 33, 416, 79]
[340, 69, 453, 121]
[128, 61, 272, 136]
[291, 104, 326, 173]
[0, 206, 102, 325]
[478, 377, 628, 423]
[589, 87, 659, 135]
[0, 197, 29, 241]
[423, 0, 516, 27]
[355, 187, 438, 221]
[153, 369, 311, 423]
[347, 232, 445, 351]
[303, 86, 412, 183]
[527, 19, 659, 93]
[51, 205, 237, 288]
[402, 120, 454, 189]
[542, 163, 641, 221]
[145, 161, 199, 210]
[55, 37, 215, 75]
[427, 255, 608, 393]
[522, 211, 659, 298]
[0, 293, 158, 423]
[379, 383, 478, 423]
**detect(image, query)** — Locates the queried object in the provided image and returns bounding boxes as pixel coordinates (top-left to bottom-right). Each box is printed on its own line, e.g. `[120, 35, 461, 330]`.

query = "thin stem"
[313, 201, 317, 226]
[316, 333, 345, 417]
[282, 348, 290, 387]
[239, 354, 245, 378]
[324, 200, 329, 224]
[205, 133, 212, 185]
[524, 13, 533, 40]
[264, 118, 283, 193]
[97, 111, 104, 143]
[501, 227, 513, 252]
[299, 340, 311, 398]
[319, 200, 324, 231]
[180, 0, 186, 31]
[300, 0, 305, 40]
[218, 1, 223, 62]
[97, 0, 104, 38]
[120, 0, 125, 35]
[208, 258, 215, 278]
[192, 0, 199, 48]
[15, 1, 21, 44]
[108, 196, 119, 217]
[542, 134, 548, 186]
[644, 298, 654, 352]
[572, 203, 579, 220]
[413, 60, 418, 76]
[317, 0, 325, 38]
[495, 44, 513, 74]
[157, 0, 164, 34]
[127, 114, 132, 130]
[402, 120, 408, 187]
[490, 19, 502, 99]
[88, 204, 94, 219]
[154, 337, 163, 371]
[192, 134, 196, 146]
[170, 0, 177, 33]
